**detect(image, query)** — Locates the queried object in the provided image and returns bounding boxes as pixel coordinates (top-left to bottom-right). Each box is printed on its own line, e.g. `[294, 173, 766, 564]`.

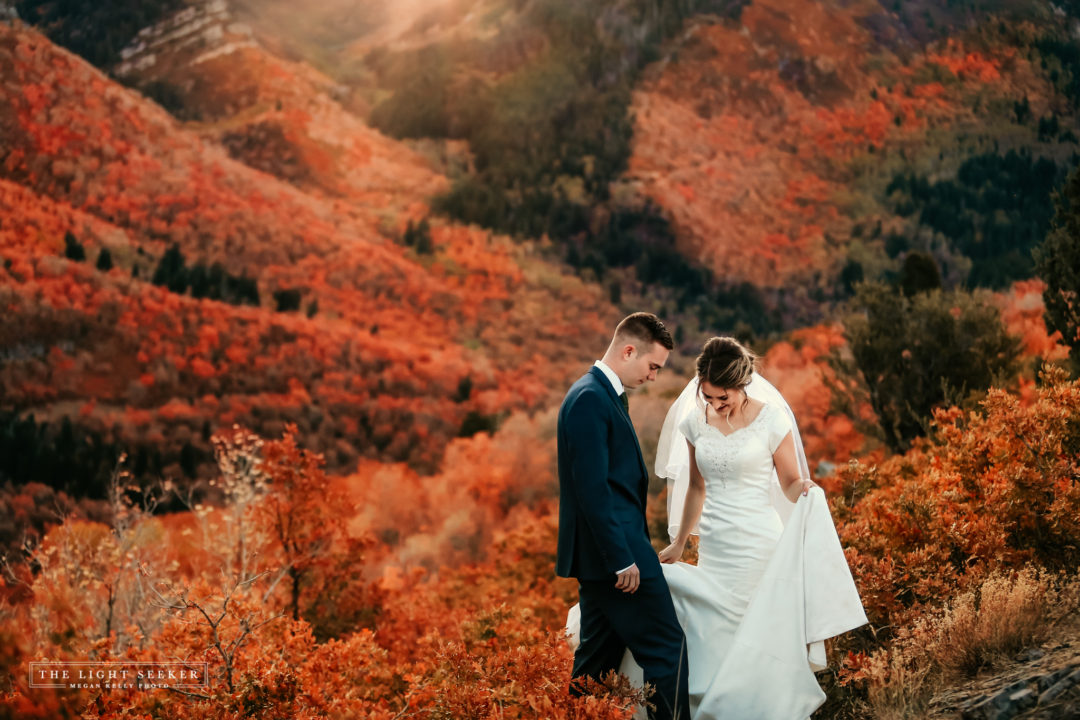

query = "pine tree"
[95, 247, 113, 271]
[828, 282, 1021, 452]
[1035, 165, 1080, 372]
[273, 288, 302, 312]
[64, 231, 85, 262]
[898, 251, 941, 297]
[454, 376, 473, 403]
[414, 219, 433, 255]
[179, 441, 198, 479]
[152, 244, 186, 292]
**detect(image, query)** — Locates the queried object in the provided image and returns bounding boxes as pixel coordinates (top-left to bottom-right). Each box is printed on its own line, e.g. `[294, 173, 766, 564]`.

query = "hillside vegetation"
[0, 23, 612, 499]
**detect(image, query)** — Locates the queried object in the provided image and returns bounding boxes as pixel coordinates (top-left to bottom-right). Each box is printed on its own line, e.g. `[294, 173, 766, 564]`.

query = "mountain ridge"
[0, 21, 613, 493]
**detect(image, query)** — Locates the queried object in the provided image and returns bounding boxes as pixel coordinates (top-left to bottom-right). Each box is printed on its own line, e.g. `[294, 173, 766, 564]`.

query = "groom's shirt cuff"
[616, 564, 634, 575]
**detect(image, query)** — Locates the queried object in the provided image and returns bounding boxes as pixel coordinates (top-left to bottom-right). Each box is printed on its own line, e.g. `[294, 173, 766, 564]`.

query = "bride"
[568, 336, 867, 719]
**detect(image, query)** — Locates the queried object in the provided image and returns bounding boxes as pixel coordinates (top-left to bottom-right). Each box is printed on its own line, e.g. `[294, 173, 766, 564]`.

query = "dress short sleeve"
[678, 410, 699, 447]
[765, 403, 793, 454]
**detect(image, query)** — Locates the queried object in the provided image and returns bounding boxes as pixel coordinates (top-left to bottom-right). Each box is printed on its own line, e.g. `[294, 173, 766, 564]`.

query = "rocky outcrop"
[931, 630, 1080, 720]
[0, 2, 18, 24]
[114, 0, 255, 80]
[960, 658, 1080, 719]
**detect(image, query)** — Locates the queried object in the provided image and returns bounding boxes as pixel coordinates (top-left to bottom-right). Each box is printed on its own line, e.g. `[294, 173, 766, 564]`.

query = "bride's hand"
[800, 479, 819, 496]
[658, 540, 686, 564]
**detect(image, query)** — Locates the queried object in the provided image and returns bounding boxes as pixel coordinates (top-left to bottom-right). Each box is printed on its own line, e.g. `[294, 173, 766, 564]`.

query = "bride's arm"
[659, 440, 705, 563]
[773, 433, 817, 502]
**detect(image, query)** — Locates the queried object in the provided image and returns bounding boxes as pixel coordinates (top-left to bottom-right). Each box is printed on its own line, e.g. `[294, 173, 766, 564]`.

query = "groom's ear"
[621, 343, 637, 360]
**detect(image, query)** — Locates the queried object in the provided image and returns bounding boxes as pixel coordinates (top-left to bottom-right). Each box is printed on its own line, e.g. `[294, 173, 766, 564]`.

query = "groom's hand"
[615, 564, 640, 593]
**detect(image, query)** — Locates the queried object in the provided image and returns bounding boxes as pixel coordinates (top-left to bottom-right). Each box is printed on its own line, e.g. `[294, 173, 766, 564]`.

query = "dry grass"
[863, 650, 936, 720]
[927, 567, 1053, 675]
[860, 566, 1070, 720]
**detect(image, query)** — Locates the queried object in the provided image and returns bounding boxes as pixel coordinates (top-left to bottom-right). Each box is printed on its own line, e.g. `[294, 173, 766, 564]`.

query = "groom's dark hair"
[614, 312, 674, 351]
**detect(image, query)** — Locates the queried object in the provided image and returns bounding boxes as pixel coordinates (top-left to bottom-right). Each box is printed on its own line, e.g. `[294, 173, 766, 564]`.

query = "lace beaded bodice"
[680, 402, 791, 493]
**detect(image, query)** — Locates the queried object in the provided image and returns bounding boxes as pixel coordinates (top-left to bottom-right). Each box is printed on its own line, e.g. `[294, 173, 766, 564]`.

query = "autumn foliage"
[3, 3, 1080, 718]
[0, 22, 615, 486]
[0, 362, 1077, 718]
[0, 420, 644, 719]
[627, 0, 1066, 296]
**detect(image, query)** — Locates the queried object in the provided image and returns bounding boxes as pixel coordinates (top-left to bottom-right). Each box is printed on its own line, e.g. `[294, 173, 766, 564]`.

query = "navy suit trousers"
[572, 575, 691, 720]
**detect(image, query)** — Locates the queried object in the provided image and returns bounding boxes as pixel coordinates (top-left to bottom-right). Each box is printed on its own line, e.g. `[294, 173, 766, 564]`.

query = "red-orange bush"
[826, 366, 1080, 637]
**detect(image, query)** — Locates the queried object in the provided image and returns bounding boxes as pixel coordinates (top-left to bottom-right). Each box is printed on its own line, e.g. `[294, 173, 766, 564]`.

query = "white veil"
[655, 371, 811, 541]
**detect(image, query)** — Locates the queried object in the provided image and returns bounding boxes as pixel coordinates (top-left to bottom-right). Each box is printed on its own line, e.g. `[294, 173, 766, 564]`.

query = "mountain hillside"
[0, 22, 611, 496]
[1, 5, 1079, 719]
[626, 0, 1079, 305]
[266, 0, 1079, 330]
[25, 0, 1075, 330]
[106, 0, 451, 213]
[6, 0, 1075, 496]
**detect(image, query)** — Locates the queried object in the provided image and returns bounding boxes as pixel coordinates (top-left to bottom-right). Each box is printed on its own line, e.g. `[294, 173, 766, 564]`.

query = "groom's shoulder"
[562, 370, 604, 407]
[566, 368, 602, 394]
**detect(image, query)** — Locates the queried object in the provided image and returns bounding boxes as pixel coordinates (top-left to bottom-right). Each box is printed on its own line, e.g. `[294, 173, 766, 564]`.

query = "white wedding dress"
[566, 375, 867, 720]
[664, 402, 823, 719]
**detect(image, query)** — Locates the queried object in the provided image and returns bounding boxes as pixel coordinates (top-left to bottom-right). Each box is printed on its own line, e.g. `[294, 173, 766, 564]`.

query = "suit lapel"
[588, 367, 633, 434]
[588, 367, 649, 486]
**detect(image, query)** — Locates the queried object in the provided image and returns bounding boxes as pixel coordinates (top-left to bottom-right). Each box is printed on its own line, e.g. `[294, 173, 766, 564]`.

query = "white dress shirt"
[593, 359, 624, 397]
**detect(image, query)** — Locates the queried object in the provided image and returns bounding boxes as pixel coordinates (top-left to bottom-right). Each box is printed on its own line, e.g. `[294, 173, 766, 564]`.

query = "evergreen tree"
[64, 231, 85, 262]
[0, 413, 115, 498]
[898, 252, 942, 297]
[413, 219, 433, 255]
[188, 262, 209, 299]
[459, 411, 500, 438]
[95, 247, 113, 271]
[829, 283, 1021, 452]
[274, 288, 302, 312]
[1014, 95, 1031, 124]
[609, 280, 622, 305]
[886, 151, 1064, 288]
[840, 259, 865, 295]
[1035, 165, 1080, 371]
[133, 446, 149, 477]
[179, 441, 198, 479]
[148, 249, 260, 307]
[14, 0, 184, 68]
[454, 376, 473, 403]
[208, 262, 227, 299]
[394, 0, 757, 310]
[152, 244, 186, 292]
[1038, 114, 1061, 142]
[236, 273, 260, 306]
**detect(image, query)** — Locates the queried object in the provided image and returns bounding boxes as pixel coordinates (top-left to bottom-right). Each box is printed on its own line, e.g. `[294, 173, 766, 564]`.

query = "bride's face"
[700, 380, 742, 415]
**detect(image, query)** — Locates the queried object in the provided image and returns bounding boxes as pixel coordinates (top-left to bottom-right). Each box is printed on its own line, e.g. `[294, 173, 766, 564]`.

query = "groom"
[557, 312, 690, 720]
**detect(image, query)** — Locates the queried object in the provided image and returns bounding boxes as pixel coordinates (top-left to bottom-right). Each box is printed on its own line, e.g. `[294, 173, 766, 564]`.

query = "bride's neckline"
[700, 400, 769, 438]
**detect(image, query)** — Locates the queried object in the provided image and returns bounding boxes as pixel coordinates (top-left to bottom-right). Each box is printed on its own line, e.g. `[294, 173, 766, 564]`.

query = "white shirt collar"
[593, 360, 624, 396]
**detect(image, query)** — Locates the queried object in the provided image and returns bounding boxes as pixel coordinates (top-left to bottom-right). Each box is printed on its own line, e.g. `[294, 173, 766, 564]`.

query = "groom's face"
[621, 342, 669, 388]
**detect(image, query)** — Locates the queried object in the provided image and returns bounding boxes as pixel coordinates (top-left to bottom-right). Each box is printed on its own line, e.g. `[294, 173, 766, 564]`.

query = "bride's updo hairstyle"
[696, 336, 758, 390]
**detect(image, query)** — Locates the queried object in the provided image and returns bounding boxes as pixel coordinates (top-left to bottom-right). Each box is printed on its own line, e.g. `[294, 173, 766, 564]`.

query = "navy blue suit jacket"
[556, 366, 660, 581]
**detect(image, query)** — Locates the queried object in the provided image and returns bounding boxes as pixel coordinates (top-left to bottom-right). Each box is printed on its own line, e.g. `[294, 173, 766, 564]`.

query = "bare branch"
[165, 685, 211, 701]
